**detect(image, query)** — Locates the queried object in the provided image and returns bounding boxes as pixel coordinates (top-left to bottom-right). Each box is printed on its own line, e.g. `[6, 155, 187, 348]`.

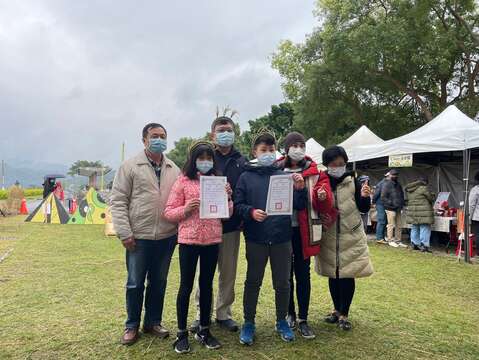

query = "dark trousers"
[125, 236, 176, 329]
[471, 220, 479, 255]
[288, 227, 311, 320]
[243, 241, 292, 323]
[328, 278, 355, 317]
[177, 243, 219, 330]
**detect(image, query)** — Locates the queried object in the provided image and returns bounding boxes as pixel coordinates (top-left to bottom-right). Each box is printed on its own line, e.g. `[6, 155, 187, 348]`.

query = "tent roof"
[348, 105, 479, 162]
[305, 138, 324, 164]
[339, 125, 384, 149]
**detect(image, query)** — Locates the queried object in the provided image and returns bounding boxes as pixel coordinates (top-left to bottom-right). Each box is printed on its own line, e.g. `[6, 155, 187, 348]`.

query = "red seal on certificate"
[275, 203, 282, 210]
[210, 205, 218, 213]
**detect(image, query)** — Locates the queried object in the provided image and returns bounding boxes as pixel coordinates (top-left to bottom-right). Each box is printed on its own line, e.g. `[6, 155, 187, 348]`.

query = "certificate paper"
[266, 175, 294, 216]
[200, 176, 229, 219]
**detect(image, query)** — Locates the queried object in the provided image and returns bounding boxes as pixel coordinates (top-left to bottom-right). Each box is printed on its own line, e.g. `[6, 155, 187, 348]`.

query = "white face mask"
[328, 165, 346, 178]
[288, 147, 305, 162]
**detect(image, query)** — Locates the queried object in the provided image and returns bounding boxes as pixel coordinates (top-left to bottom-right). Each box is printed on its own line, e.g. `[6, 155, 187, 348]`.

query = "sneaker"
[421, 246, 432, 253]
[276, 320, 295, 342]
[195, 328, 221, 350]
[376, 239, 388, 245]
[239, 322, 256, 346]
[286, 314, 297, 329]
[338, 318, 352, 331]
[324, 312, 339, 324]
[173, 331, 190, 354]
[215, 318, 239, 332]
[120, 328, 139, 346]
[411, 244, 421, 251]
[189, 320, 200, 334]
[388, 241, 399, 248]
[397, 242, 408, 248]
[297, 321, 316, 339]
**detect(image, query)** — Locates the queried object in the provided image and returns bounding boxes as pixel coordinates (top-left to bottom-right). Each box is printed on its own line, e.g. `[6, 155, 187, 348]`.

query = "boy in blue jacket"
[234, 130, 307, 345]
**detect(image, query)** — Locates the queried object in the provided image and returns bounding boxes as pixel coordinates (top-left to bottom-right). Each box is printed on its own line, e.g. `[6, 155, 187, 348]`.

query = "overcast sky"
[0, 1, 316, 168]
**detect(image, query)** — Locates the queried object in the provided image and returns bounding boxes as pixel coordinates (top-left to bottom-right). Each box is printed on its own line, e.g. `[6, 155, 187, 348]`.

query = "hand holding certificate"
[199, 176, 229, 219]
[266, 174, 294, 216]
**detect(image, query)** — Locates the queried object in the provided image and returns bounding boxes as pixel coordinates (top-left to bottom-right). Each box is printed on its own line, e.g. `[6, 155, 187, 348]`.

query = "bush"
[0, 188, 43, 200]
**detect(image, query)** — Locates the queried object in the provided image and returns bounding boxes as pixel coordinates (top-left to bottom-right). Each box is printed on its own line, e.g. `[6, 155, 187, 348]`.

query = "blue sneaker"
[239, 322, 255, 346]
[276, 320, 295, 342]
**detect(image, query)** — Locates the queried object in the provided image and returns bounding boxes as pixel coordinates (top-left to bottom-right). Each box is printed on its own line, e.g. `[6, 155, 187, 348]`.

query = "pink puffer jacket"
[164, 174, 233, 245]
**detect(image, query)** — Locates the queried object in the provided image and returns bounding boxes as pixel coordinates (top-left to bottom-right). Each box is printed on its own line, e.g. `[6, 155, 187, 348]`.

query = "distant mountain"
[0, 160, 115, 189]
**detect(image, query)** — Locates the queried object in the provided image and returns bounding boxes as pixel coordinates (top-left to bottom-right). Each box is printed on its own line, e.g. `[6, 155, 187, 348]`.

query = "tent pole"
[353, 162, 357, 171]
[463, 149, 471, 263]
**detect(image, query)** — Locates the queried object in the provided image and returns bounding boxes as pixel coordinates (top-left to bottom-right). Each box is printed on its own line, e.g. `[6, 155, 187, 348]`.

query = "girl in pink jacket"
[164, 141, 233, 354]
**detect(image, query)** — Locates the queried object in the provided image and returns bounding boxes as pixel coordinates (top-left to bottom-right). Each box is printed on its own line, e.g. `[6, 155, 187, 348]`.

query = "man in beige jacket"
[111, 123, 180, 345]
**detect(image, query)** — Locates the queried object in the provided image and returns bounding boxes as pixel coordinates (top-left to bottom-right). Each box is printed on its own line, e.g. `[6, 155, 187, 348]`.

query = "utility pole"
[121, 142, 125, 162]
[1, 160, 5, 190]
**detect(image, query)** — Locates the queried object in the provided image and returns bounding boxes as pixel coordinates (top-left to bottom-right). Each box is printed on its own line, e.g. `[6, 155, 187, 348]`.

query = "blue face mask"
[196, 159, 214, 174]
[215, 131, 235, 147]
[148, 138, 167, 154]
[257, 152, 276, 167]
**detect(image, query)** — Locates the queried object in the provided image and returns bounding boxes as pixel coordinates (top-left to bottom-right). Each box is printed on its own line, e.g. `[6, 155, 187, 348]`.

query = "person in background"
[190, 115, 246, 334]
[111, 123, 180, 346]
[404, 177, 435, 253]
[468, 171, 479, 257]
[54, 181, 65, 202]
[358, 175, 370, 233]
[312, 146, 373, 331]
[276, 131, 320, 339]
[42, 177, 56, 199]
[373, 173, 388, 244]
[164, 141, 233, 354]
[235, 130, 307, 345]
[381, 169, 406, 248]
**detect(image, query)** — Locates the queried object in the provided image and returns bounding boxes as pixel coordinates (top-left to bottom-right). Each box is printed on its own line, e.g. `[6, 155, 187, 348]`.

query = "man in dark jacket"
[191, 115, 247, 333]
[381, 169, 406, 247]
[234, 130, 307, 345]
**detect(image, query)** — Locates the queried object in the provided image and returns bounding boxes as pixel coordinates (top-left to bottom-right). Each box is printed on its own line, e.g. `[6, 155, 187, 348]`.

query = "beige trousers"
[386, 210, 402, 242]
[195, 230, 241, 321]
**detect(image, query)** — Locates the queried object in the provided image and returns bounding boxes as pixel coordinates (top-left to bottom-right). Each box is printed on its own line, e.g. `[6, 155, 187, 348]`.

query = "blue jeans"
[410, 224, 431, 247]
[125, 236, 177, 329]
[375, 203, 386, 240]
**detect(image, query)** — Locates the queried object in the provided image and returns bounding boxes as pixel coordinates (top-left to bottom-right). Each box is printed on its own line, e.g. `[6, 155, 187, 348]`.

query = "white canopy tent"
[348, 106, 479, 163]
[339, 125, 384, 161]
[348, 105, 479, 262]
[306, 138, 324, 164]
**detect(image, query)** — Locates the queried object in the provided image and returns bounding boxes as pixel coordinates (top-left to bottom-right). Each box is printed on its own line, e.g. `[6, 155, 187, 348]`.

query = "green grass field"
[1, 215, 478, 359]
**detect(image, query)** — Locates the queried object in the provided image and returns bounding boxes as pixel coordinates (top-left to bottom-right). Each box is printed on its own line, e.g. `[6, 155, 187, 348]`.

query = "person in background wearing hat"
[381, 170, 407, 247]
[190, 115, 247, 334]
[373, 173, 389, 244]
[404, 177, 435, 253]
[276, 131, 320, 339]
[312, 146, 373, 331]
[111, 123, 180, 345]
[234, 130, 307, 345]
[164, 141, 234, 354]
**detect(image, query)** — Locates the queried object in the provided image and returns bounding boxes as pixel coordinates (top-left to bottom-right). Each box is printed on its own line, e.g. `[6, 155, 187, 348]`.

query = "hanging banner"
[389, 154, 413, 167]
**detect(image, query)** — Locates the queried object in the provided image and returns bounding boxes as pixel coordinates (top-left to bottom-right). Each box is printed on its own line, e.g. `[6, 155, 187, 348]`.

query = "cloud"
[0, 0, 315, 168]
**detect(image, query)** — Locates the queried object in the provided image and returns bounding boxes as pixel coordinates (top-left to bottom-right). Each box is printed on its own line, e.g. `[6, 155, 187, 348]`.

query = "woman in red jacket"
[276, 132, 320, 339]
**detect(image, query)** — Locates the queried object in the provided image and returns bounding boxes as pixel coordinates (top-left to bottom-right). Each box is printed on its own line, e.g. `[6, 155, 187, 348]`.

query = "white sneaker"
[388, 241, 399, 248]
[397, 242, 408, 248]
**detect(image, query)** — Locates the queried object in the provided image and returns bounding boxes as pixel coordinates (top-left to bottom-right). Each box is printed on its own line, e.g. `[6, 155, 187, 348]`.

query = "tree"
[272, 0, 479, 145]
[167, 137, 199, 168]
[68, 160, 111, 176]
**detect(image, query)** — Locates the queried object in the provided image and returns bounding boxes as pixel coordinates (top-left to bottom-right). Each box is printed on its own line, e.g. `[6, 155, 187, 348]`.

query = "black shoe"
[195, 328, 221, 350]
[411, 244, 421, 251]
[189, 320, 200, 334]
[338, 319, 352, 331]
[298, 321, 316, 339]
[215, 318, 239, 332]
[324, 312, 339, 324]
[421, 246, 432, 253]
[286, 314, 297, 329]
[173, 331, 190, 354]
